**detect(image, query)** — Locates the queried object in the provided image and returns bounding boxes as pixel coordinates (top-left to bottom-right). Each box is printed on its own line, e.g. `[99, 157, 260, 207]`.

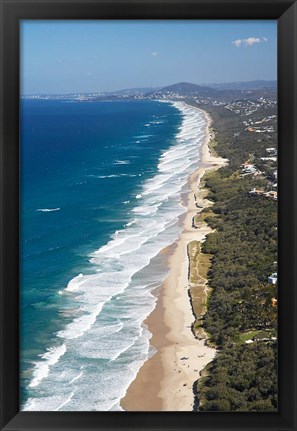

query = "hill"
[159, 82, 220, 97]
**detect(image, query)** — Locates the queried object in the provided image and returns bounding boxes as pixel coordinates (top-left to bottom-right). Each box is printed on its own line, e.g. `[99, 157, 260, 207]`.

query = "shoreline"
[120, 104, 227, 411]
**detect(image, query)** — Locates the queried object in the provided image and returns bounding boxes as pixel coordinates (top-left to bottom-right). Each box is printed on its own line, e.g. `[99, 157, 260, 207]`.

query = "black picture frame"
[0, 1, 296, 430]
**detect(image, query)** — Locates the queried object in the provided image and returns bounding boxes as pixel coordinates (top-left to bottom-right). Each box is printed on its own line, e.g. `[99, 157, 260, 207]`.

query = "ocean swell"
[23, 101, 206, 411]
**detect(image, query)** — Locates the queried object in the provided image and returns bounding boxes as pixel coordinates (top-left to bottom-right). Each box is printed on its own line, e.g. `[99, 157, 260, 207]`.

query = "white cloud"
[232, 37, 268, 47]
[151, 51, 159, 56]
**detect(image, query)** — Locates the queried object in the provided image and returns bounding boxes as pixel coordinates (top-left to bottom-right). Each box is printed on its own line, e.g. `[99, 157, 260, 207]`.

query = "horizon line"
[21, 79, 277, 97]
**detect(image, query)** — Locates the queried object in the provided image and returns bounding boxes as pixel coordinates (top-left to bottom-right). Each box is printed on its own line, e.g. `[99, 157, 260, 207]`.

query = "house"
[248, 188, 263, 196]
[242, 162, 255, 170]
[268, 273, 278, 284]
[241, 163, 257, 175]
[260, 157, 277, 162]
[264, 191, 277, 201]
[266, 147, 277, 155]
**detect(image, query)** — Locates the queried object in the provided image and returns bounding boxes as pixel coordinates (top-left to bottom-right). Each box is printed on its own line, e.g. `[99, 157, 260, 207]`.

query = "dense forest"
[191, 100, 278, 411]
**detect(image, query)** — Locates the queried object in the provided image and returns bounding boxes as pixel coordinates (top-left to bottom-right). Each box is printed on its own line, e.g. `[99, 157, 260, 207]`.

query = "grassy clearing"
[188, 240, 212, 338]
[238, 330, 276, 344]
[238, 331, 260, 343]
[194, 211, 216, 227]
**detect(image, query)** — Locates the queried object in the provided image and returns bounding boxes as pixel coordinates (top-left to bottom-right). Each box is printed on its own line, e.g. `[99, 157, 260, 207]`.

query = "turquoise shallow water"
[20, 99, 206, 411]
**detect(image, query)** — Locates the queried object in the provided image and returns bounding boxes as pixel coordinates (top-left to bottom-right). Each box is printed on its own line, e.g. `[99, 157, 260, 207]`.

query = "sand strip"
[120, 105, 227, 411]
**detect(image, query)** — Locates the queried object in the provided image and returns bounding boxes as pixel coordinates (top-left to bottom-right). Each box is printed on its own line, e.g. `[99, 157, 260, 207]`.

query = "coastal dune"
[121, 106, 227, 411]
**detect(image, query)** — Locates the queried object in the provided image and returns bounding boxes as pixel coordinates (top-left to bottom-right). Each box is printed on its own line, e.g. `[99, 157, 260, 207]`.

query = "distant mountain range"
[205, 80, 277, 91]
[23, 80, 277, 100]
[147, 81, 276, 101]
[116, 80, 277, 95]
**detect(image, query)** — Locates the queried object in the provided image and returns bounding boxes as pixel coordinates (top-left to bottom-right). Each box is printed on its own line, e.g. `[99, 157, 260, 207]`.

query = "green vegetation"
[202, 171, 277, 345]
[198, 342, 277, 412]
[191, 102, 278, 411]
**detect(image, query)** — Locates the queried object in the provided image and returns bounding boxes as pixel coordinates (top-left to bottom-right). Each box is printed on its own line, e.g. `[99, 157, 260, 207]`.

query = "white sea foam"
[69, 371, 83, 384]
[23, 100, 207, 411]
[65, 273, 84, 292]
[57, 302, 104, 339]
[24, 393, 74, 412]
[126, 219, 137, 227]
[28, 344, 67, 388]
[54, 392, 75, 411]
[134, 134, 152, 139]
[96, 174, 136, 179]
[114, 160, 130, 165]
[150, 120, 165, 125]
[36, 208, 60, 212]
[23, 398, 37, 410]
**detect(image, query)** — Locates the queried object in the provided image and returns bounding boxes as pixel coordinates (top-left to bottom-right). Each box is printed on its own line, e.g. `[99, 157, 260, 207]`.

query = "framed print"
[0, 0, 296, 430]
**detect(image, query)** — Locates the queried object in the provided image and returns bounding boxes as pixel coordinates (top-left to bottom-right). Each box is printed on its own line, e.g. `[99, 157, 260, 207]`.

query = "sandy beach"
[120, 106, 227, 412]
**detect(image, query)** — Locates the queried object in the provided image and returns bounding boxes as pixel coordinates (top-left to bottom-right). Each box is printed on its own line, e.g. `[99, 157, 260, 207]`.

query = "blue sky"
[20, 20, 277, 95]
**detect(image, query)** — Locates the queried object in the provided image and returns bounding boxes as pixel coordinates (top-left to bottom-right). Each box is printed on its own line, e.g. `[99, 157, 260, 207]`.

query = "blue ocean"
[20, 99, 206, 411]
